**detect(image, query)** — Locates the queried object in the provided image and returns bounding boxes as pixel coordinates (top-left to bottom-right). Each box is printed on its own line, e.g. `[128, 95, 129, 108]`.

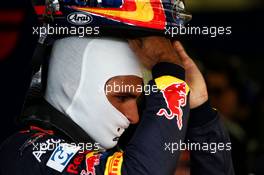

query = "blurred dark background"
[0, 0, 264, 175]
[176, 0, 264, 175]
[0, 0, 38, 141]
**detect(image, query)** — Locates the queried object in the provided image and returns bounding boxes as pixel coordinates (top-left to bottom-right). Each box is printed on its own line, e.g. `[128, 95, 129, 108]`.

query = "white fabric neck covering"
[45, 37, 142, 149]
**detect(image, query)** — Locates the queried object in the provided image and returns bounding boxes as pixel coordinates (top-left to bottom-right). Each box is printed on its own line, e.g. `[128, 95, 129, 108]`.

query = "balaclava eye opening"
[45, 37, 142, 149]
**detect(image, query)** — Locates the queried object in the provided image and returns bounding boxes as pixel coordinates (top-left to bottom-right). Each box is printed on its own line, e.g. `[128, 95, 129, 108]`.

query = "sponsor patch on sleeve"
[104, 152, 123, 175]
[155, 76, 190, 130]
[46, 143, 80, 172]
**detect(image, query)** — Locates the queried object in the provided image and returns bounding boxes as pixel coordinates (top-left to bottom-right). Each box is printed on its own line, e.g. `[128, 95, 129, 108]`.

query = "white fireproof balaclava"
[45, 37, 142, 149]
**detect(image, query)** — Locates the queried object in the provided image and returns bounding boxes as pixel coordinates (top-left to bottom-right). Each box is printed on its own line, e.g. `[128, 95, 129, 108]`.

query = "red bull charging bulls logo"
[157, 82, 188, 130]
[81, 152, 101, 175]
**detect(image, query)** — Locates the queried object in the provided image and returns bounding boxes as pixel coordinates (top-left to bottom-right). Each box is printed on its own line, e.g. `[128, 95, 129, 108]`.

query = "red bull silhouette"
[81, 152, 101, 175]
[157, 82, 187, 130]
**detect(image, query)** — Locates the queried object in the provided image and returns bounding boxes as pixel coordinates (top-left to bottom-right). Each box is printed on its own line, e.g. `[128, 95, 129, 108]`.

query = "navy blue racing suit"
[0, 62, 234, 175]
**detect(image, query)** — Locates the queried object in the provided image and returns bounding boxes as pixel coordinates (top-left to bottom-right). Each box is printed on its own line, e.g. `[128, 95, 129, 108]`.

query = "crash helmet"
[32, 0, 192, 38]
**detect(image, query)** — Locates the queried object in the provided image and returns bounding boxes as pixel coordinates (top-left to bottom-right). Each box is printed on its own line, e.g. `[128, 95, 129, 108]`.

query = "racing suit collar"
[21, 98, 95, 145]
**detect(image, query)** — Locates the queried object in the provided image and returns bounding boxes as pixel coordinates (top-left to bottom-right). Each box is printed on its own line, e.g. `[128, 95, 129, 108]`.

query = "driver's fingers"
[128, 39, 142, 51]
[129, 39, 145, 59]
[173, 41, 190, 61]
[128, 39, 151, 68]
[173, 41, 195, 69]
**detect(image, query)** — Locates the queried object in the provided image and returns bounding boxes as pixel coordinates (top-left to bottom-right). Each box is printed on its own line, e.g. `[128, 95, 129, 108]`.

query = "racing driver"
[0, 36, 234, 175]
